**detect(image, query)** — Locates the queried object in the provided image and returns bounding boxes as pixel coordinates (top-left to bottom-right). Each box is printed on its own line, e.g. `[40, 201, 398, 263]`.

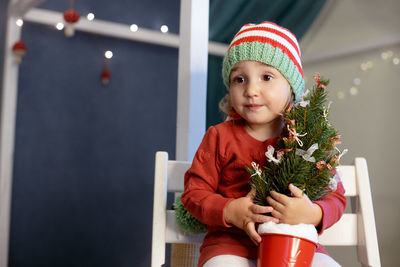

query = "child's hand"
[267, 184, 322, 226]
[224, 187, 279, 245]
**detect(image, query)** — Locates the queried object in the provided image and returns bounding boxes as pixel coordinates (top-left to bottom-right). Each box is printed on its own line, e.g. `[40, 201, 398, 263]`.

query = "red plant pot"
[257, 233, 317, 267]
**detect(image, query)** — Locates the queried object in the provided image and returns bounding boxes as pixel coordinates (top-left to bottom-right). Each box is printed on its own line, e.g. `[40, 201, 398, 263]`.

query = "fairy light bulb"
[160, 25, 168, 33]
[56, 23, 64, 30]
[87, 13, 95, 21]
[105, 50, 113, 59]
[350, 87, 358, 96]
[361, 61, 373, 71]
[130, 24, 138, 32]
[16, 19, 23, 27]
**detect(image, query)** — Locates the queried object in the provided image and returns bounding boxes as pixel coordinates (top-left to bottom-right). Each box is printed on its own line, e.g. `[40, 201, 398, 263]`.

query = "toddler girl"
[181, 21, 346, 267]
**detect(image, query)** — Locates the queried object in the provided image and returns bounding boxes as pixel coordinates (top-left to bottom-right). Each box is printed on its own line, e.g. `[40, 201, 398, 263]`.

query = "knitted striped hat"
[222, 21, 305, 102]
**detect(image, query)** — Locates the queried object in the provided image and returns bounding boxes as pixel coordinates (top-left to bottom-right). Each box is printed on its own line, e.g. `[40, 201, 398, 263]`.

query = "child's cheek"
[266, 94, 286, 113]
[263, 91, 278, 106]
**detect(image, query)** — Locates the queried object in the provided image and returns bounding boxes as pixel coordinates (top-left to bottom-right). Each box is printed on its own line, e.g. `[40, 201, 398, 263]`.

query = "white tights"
[202, 253, 341, 267]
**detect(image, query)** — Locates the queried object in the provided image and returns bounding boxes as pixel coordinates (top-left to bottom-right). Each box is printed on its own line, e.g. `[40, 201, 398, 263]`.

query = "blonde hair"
[218, 93, 234, 117]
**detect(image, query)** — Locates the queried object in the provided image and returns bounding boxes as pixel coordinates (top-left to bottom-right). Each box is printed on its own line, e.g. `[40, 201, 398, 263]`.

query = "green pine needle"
[174, 196, 207, 235]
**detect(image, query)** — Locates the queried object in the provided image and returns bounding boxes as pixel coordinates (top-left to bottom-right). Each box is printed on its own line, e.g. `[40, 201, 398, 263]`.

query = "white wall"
[301, 0, 400, 266]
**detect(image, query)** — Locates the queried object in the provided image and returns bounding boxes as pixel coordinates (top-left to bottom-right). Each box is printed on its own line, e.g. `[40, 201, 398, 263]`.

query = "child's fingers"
[266, 196, 285, 212]
[249, 204, 280, 223]
[289, 184, 305, 198]
[244, 221, 261, 245]
[246, 186, 257, 198]
[250, 204, 273, 214]
[251, 214, 279, 224]
[270, 209, 283, 220]
[270, 190, 290, 204]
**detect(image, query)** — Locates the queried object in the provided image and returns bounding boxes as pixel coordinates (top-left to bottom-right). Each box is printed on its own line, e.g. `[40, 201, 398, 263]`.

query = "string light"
[312, 47, 399, 101]
[105, 50, 113, 59]
[87, 13, 95, 21]
[349, 87, 358, 96]
[160, 25, 168, 33]
[361, 61, 373, 71]
[353, 78, 361, 86]
[16, 19, 23, 27]
[344, 48, 399, 99]
[381, 50, 393, 60]
[130, 24, 138, 32]
[56, 23, 64, 30]
[337, 91, 345, 99]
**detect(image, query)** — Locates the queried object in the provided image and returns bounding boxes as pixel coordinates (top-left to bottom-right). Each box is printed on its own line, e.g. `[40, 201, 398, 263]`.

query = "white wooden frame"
[151, 151, 381, 267]
[0, 15, 23, 267]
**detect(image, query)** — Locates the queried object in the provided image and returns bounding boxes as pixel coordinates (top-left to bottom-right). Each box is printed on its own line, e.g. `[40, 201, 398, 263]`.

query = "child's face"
[229, 60, 291, 128]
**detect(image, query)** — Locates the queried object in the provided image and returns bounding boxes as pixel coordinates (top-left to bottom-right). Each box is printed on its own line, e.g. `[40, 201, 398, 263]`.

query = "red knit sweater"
[181, 119, 347, 267]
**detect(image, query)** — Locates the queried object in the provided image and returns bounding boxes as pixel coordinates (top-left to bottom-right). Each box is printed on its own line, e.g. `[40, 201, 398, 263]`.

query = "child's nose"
[244, 81, 259, 97]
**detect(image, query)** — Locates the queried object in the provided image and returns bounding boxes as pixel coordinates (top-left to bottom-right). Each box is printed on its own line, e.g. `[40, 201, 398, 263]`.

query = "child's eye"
[263, 74, 273, 81]
[232, 77, 244, 84]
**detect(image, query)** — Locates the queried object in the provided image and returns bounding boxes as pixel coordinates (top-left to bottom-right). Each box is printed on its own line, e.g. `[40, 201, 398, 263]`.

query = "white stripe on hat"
[230, 30, 302, 68]
[238, 23, 300, 55]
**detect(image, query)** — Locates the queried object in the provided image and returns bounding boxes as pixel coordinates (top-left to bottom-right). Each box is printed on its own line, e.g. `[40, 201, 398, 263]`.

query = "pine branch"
[248, 75, 345, 202]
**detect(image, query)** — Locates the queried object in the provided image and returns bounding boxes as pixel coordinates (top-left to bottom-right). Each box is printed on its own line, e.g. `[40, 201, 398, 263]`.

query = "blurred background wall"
[1, 0, 399, 266]
[301, 1, 400, 266]
[2, 1, 180, 266]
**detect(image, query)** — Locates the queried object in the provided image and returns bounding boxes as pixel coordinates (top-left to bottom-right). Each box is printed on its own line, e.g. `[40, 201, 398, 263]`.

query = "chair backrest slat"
[354, 158, 381, 267]
[336, 165, 357, 196]
[319, 213, 357, 245]
[167, 161, 191, 192]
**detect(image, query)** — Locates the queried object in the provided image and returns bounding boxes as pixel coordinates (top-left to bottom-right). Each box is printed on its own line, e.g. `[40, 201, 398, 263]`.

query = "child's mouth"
[245, 104, 263, 111]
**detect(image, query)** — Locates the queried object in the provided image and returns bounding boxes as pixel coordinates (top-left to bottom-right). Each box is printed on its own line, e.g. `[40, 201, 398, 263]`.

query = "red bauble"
[12, 40, 27, 64]
[63, 9, 80, 37]
[101, 70, 111, 85]
[63, 9, 80, 23]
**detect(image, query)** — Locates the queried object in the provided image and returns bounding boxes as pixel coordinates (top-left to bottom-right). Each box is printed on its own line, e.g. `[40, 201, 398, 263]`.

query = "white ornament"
[323, 101, 333, 125]
[335, 147, 348, 162]
[296, 89, 311, 107]
[329, 173, 341, 191]
[287, 125, 307, 147]
[303, 89, 310, 98]
[250, 162, 262, 178]
[265, 145, 282, 164]
[296, 143, 319, 162]
[299, 100, 310, 107]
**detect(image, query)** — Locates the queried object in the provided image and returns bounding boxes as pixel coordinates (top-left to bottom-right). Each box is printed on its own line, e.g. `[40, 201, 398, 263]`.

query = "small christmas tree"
[247, 74, 347, 204]
[174, 74, 347, 234]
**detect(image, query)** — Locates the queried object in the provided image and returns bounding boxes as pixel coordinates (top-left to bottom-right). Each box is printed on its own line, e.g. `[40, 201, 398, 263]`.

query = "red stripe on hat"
[229, 36, 303, 77]
[232, 26, 300, 57]
[261, 21, 298, 44]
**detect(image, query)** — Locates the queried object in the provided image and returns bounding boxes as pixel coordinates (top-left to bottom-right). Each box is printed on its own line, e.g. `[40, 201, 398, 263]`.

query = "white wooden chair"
[151, 151, 381, 267]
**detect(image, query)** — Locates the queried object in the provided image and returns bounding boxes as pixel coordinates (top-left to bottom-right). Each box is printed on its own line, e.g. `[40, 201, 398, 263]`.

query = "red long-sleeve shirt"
[181, 119, 347, 267]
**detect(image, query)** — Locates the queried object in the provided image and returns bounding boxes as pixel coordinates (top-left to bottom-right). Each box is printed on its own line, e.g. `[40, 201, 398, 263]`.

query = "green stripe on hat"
[222, 41, 305, 102]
